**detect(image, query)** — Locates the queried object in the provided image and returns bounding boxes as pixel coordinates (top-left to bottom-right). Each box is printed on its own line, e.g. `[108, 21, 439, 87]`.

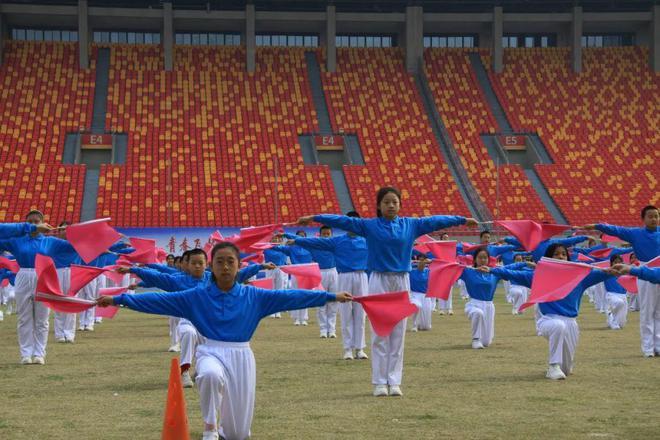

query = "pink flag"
[0, 256, 20, 273]
[600, 234, 620, 243]
[102, 265, 127, 285]
[69, 265, 105, 296]
[231, 224, 283, 251]
[577, 253, 594, 262]
[353, 291, 418, 337]
[203, 242, 213, 260]
[210, 230, 225, 243]
[1, 279, 8, 287]
[243, 253, 265, 264]
[414, 234, 435, 253]
[249, 278, 274, 289]
[539, 224, 572, 242]
[426, 241, 457, 262]
[648, 256, 660, 268]
[496, 220, 570, 252]
[95, 286, 128, 318]
[35, 254, 63, 296]
[35, 292, 95, 313]
[461, 242, 486, 254]
[280, 263, 322, 289]
[427, 260, 466, 300]
[457, 254, 473, 266]
[121, 237, 158, 264]
[156, 248, 168, 263]
[65, 218, 121, 264]
[589, 248, 613, 259]
[518, 258, 592, 312]
[592, 260, 610, 269]
[617, 275, 638, 294]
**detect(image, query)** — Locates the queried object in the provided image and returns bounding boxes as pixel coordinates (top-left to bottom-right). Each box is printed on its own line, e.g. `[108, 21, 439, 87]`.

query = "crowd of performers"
[0, 187, 658, 440]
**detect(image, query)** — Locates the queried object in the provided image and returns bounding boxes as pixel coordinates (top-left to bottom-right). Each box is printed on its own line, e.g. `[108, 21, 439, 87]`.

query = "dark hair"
[641, 205, 658, 219]
[473, 248, 490, 267]
[173, 256, 182, 264]
[479, 230, 491, 239]
[181, 250, 191, 261]
[544, 243, 568, 259]
[25, 210, 44, 221]
[188, 248, 208, 261]
[609, 254, 623, 265]
[440, 233, 449, 239]
[210, 242, 241, 261]
[376, 186, 402, 217]
[319, 225, 332, 234]
[166, 254, 175, 259]
[296, 230, 307, 237]
[346, 211, 360, 218]
[58, 220, 71, 227]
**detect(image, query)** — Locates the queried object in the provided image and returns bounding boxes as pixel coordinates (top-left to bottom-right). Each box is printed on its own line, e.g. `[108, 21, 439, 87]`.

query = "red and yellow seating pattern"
[321, 48, 470, 217]
[488, 47, 659, 225]
[424, 49, 553, 221]
[97, 45, 338, 226]
[0, 41, 92, 223]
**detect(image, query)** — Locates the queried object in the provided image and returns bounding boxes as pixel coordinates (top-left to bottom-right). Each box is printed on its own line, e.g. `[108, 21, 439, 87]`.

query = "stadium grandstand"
[0, 0, 657, 228]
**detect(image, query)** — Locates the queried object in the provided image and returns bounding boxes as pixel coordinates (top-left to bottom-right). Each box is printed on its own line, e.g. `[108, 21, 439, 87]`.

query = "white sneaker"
[274, 313, 282, 318]
[471, 340, 484, 349]
[388, 385, 403, 396]
[355, 349, 369, 360]
[512, 309, 518, 315]
[57, 337, 66, 343]
[181, 371, 194, 388]
[84, 325, 94, 332]
[448, 309, 454, 315]
[0, 310, 3, 321]
[168, 343, 181, 353]
[320, 332, 328, 338]
[302, 321, 308, 326]
[32, 356, 45, 365]
[343, 349, 354, 360]
[411, 326, 418, 332]
[438, 310, 446, 316]
[294, 320, 301, 326]
[546, 364, 566, 380]
[20, 356, 33, 365]
[610, 324, 621, 330]
[373, 385, 388, 397]
[202, 430, 219, 440]
[65, 338, 75, 344]
[328, 332, 337, 338]
[95, 317, 103, 324]
[643, 351, 655, 358]
[78, 326, 85, 331]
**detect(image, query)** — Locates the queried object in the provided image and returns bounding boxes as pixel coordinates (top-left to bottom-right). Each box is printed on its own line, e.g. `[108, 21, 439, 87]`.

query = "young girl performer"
[97, 242, 351, 440]
[271, 231, 313, 326]
[603, 255, 629, 330]
[486, 244, 613, 379]
[409, 257, 433, 332]
[298, 186, 478, 397]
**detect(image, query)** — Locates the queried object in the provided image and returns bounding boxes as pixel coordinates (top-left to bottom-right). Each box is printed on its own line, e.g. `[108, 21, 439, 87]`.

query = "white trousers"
[169, 317, 180, 346]
[438, 290, 453, 311]
[15, 269, 50, 358]
[464, 299, 495, 346]
[268, 268, 289, 290]
[638, 278, 660, 354]
[457, 279, 469, 299]
[196, 340, 255, 440]
[411, 292, 434, 330]
[369, 272, 409, 386]
[509, 285, 529, 313]
[54, 268, 76, 340]
[606, 292, 628, 329]
[503, 280, 512, 303]
[537, 314, 579, 375]
[593, 282, 607, 313]
[628, 293, 639, 311]
[337, 271, 367, 350]
[289, 276, 309, 322]
[178, 318, 204, 367]
[78, 278, 98, 327]
[317, 268, 339, 334]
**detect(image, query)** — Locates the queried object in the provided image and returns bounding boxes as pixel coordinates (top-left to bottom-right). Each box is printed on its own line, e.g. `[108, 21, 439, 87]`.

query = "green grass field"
[1, 290, 658, 439]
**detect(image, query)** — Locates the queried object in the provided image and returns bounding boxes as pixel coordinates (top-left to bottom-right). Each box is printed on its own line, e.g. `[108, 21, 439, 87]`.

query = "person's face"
[26, 213, 42, 225]
[441, 234, 449, 241]
[475, 250, 489, 267]
[417, 258, 429, 270]
[166, 256, 175, 266]
[514, 255, 523, 263]
[587, 238, 597, 247]
[188, 254, 207, 278]
[610, 257, 623, 267]
[211, 247, 240, 287]
[480, 233, 491, 244]
[379, 192, 400, 219]
[320, 228, 332, 238]
[175, 260, 181, 269]
[296, 231, 306, 238]
[643, 209, 659, 229]
[181, 258, 190, 273]
[630, 254, 638, 264]
[552, 247, 568, 261]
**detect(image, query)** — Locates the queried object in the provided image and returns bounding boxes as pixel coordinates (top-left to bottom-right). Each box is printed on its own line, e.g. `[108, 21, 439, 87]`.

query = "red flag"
[426, 241, 457, 262]
[589, 248, 613, 259]
[592, 260, 610, 269]
[616, 275, 638, 294]
[0, 256, 19, 273]
[35, 292, 96, 313]
[648, 256, 660, 268]
[210, 230, 225, 243]
[203, 242, 213, 261]
[231, 224, 282, 251]
[249, 278, 274, 289]
[519, 258, 592, 312]
[156, 248, 168, 263]
[35, 254, 63, 296]
[461, 242, 486, 254]
[102, 265, 127, 285]
[577, 253, 594, 262]
[457, 254, 473, 266]
[280, 263, 322, 289]
[242, 253, 265, 264]
[119, 237, 158, 264]
[69, 265, 105, 296]
[353, 291, 418, 337]
[414, 235, 435, 254]
[65, 218, 121, 264]
[539, 224, 572, 242]
[427, 260, 465, 300]
[600, 234, 620, 243]
[417, 234, 435, 243]
[1, 279, 8, 287]
[95, 286, 127, 318]
[496, 220, 570, 252]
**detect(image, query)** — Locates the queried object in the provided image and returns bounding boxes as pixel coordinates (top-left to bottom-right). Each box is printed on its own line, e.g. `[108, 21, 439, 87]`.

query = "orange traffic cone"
[162, 357, 190, 440]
